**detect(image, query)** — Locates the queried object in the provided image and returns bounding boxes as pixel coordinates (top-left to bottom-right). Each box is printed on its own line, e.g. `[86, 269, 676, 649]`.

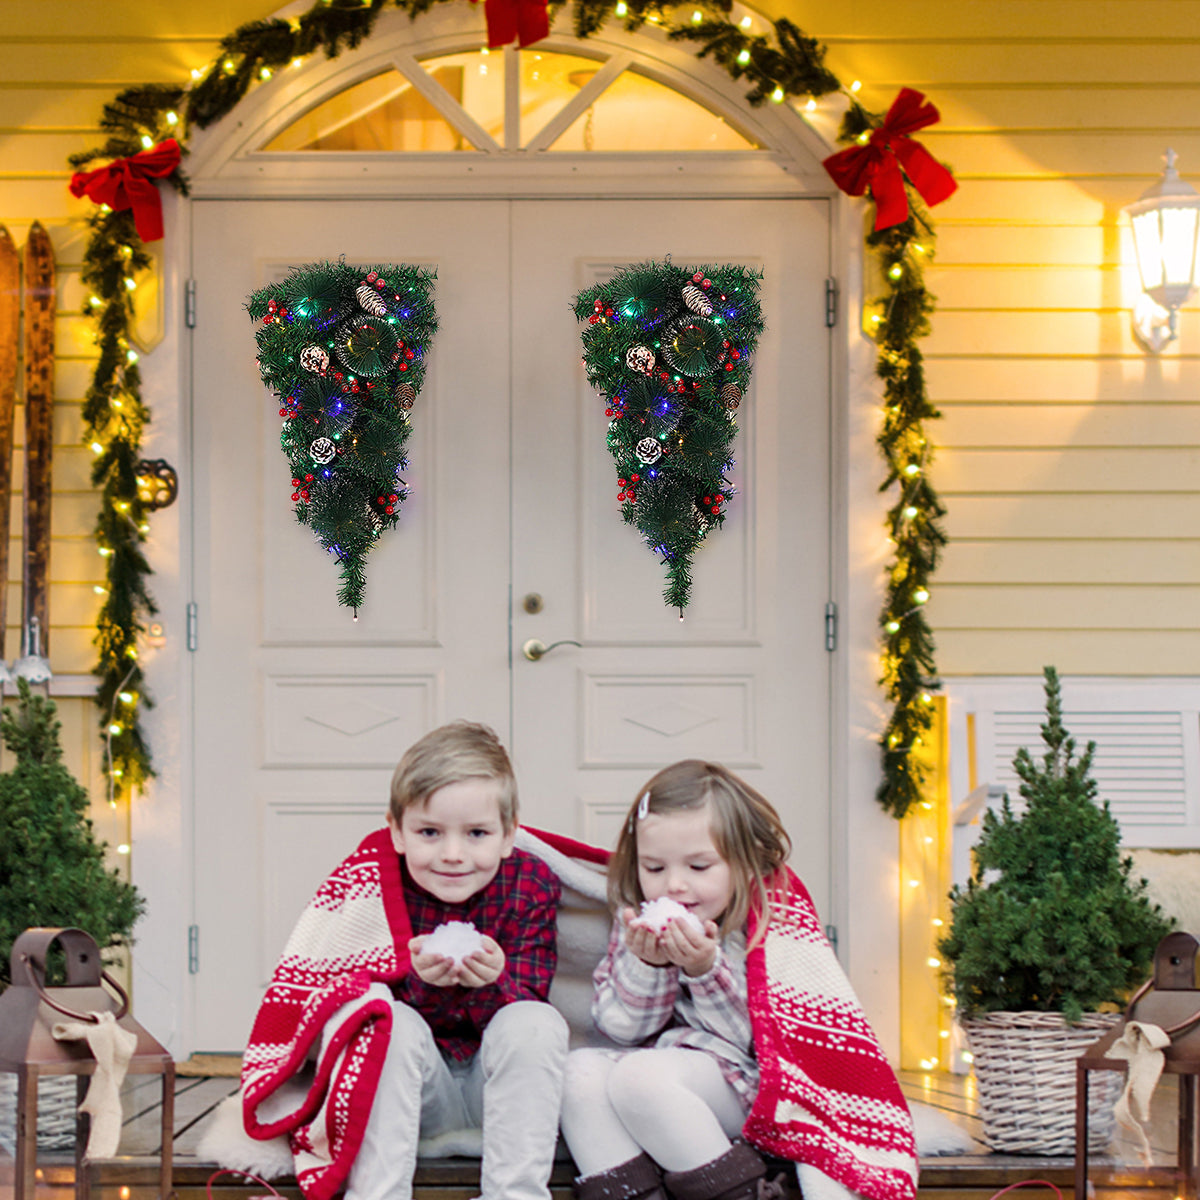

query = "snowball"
[631, 897, 704, 934]
[423, 920, 485, 963]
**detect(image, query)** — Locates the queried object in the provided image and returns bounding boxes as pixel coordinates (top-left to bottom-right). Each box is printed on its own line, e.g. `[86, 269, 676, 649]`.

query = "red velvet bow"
[822, 89, 956, 231]
[69, 138, 182, 243]
[471, 0, 549, 47]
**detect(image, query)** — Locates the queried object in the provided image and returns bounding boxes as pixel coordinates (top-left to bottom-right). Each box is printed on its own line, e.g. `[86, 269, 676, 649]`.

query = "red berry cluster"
[617, 474, 640, 502]
[717, 339, 741, 373]
[365, 270, 409, 304]
[264, 297, 291, 325]
[393, 339, 417, 372]
[691, 271, 733, 307]
[604, 398, 629, 420]
[375, 491, 400, 516]
[701, 493, 724, 516]
[290, 473, 315, 502]
[588, 297, 616, 326]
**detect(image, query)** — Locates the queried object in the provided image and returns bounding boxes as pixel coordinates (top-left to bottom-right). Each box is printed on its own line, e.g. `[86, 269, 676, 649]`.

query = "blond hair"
[389, 721, 518, 831]
[608, 760, 790, 938]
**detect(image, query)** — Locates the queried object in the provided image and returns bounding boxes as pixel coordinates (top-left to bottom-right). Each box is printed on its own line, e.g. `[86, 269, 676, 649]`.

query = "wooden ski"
[0, 226, 18, 663]
[22, 222, 55, 660]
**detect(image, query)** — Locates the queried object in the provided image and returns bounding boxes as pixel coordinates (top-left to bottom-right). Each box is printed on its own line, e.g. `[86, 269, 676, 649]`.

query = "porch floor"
[0, 1068, 1181, 1200]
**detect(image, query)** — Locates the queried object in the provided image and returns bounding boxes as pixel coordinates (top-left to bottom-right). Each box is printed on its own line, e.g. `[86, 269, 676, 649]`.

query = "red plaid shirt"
[392, 846, 561, 1059]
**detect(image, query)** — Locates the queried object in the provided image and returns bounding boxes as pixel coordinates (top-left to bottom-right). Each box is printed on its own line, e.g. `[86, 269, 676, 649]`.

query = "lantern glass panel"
[1160, 204, 1200, 288]
[1132, 209, 1165, 292]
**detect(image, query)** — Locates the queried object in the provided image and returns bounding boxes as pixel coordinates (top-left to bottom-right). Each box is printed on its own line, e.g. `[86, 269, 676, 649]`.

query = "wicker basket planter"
[962, 1010, 1123, 1156]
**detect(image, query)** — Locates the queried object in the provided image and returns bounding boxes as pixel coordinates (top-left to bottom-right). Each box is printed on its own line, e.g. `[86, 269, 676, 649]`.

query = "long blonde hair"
[608, 760, 791, 940]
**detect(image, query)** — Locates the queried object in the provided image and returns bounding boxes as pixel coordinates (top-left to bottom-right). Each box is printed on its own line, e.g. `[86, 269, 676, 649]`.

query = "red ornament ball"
[692, 272, 704, 283]
[385, 505, 395, 514]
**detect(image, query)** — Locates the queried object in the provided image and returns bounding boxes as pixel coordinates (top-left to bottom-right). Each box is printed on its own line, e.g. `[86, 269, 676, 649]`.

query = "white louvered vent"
[944, 678, 1200, 851]
[990, 710, 1189, 828]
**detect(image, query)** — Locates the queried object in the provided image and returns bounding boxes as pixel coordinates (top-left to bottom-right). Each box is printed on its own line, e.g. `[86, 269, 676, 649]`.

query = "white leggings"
[559, 1047, 747, 1177]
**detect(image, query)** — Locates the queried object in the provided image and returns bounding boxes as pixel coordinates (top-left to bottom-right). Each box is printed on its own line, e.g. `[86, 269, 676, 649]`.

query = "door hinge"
[824, 277, 838, 328]
[186, 601, 198, 651]
[188, 924, 200, 974]
[824, 924, 838, 955]
[185, 279, 197, 328]
[824, 601, 838, 652]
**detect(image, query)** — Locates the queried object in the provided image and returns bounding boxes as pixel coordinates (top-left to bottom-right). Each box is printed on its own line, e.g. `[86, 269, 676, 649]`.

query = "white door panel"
[190, 197, 830, 1050]
[508, 200, 831, 899]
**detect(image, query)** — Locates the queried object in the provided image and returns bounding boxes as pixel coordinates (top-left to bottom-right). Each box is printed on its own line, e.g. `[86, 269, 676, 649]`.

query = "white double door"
[189, 196, 832, 1051]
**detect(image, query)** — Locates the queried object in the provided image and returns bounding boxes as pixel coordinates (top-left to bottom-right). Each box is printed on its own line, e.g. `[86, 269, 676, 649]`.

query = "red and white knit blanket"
[241, 826, 917, 1200]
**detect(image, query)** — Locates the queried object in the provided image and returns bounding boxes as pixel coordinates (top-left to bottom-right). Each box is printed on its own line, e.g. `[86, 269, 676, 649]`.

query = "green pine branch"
[575, 261, 761, 614]
[247, 260, 438, 614]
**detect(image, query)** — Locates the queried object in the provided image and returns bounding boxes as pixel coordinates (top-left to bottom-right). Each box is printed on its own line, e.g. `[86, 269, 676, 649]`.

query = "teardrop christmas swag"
[574, 262, 763, 614]
[248, 261, 438, 615]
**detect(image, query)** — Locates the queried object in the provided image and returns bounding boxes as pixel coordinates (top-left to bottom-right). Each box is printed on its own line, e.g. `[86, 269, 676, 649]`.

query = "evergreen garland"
[247, 261, 438, 613]
[574, 262, 762, 613]
[938, 667, 1172, 1022]
[0, 681, 144, 985]
[838, 101, 951, 819]
[67, 0, 948, 817]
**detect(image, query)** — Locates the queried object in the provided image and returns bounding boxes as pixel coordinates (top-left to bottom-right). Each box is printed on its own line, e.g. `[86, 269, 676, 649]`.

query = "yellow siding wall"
[795, 0, 1200, 677]
[0, 2, 272, 890]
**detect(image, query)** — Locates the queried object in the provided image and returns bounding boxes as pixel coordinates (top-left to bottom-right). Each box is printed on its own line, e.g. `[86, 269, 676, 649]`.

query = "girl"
[559, 761, 917, 1200]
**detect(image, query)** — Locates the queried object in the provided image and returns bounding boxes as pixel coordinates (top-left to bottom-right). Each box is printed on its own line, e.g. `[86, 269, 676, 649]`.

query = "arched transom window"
[262, 46, 761, 154]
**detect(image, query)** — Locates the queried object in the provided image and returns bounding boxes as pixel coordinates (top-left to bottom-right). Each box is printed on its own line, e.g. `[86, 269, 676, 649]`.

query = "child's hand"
[408, 935, 461, 988]
[457, 936, 505, 988]
[661, 917, 721, 977]
[620, 907, 671, 966]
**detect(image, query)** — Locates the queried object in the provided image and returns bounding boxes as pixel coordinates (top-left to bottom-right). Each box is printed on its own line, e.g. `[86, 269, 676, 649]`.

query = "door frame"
[131, 3, 900, 1058]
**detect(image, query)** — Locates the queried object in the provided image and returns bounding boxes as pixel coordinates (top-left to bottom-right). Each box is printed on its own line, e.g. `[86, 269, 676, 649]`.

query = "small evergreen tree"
[939, 666, 1171, 1023]
[0, 680, 143, 986]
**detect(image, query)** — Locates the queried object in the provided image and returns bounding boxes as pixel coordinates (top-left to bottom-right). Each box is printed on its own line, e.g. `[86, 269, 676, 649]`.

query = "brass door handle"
[522, 638, 581, 662]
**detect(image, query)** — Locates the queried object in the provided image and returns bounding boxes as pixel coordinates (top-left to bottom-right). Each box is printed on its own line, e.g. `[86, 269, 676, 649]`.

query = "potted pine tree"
[938, 666, 1172, 1155]
[0, 680, 143, 1149]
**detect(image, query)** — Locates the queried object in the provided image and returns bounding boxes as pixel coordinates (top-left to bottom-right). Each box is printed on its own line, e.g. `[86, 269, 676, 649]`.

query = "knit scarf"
[241, 827, 916, 1200]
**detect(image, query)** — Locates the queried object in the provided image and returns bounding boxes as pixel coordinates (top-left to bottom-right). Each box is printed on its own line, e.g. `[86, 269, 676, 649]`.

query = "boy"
[241, 722, 568, 1200]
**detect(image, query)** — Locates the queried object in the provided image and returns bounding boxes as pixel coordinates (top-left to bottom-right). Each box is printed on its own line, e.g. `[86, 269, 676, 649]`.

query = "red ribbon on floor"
[69, 138, 182, 243]
[472, 0, 549, 47]
[822, 89, 957, 231]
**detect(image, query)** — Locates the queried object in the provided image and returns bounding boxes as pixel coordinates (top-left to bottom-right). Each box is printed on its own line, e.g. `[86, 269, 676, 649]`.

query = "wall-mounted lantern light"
[1125, 149, 1200, 352]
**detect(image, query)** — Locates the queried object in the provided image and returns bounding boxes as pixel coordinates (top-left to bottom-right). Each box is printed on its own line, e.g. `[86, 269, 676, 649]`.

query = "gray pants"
[347, 1000, 569, 1200]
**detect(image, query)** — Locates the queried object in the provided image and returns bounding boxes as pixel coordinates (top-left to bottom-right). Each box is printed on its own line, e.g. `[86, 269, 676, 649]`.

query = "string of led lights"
[67, 0, 947, 817]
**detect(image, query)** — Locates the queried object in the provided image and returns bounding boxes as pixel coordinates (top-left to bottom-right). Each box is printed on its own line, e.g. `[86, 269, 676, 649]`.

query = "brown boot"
[574, 1153, 669, 1200]
[663, 1143, 789, 1200]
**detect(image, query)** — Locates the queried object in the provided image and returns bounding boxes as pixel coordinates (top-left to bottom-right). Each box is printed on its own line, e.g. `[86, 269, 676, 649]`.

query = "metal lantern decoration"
[1125, 149, 1200, 352]
[134, 458, 179, 512]
[1075, 932, 1200, 1200]
[0, 928, 175, 1200]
